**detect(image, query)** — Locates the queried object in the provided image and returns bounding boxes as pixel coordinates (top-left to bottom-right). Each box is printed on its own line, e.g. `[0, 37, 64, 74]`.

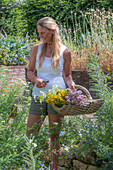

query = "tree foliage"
[0, 0, 27, 36]
[0, 0, 113, 37]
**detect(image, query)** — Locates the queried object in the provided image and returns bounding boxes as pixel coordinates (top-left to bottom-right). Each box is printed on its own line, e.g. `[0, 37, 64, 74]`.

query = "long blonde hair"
[37, 17, 62, 70]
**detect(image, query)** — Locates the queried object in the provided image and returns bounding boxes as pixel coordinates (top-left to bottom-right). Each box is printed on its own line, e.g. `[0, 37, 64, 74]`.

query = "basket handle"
[75, 85, 92, 100]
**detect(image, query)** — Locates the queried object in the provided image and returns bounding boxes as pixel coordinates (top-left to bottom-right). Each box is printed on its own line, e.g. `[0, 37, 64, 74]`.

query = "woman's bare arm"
[63, 48, 75, 89]
[27, 44, 38, 82]
[27, 44, 46, 88]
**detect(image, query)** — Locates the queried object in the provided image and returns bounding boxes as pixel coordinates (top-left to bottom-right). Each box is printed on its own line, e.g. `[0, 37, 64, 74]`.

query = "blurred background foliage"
[0, 0, 113, 37]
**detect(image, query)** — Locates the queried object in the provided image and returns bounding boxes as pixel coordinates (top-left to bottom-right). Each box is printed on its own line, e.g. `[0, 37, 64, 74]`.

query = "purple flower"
[66, 88, 88, 106]
[97, 52, 100, 56]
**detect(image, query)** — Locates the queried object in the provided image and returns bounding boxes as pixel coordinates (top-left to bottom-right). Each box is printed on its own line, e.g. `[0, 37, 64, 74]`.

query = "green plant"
[21, 0, 113, 37]
[0, 66, 53, 169]
[0, 33, 30, 65]
[60, 54, 113, 168]
[0, 0, 27, 37]
[0, 47, 9, 65]
[1, 0, 113, 37]
[0, 66, 28, 168]
[87, 54, 113, 168]
[19, 135, 51, 169]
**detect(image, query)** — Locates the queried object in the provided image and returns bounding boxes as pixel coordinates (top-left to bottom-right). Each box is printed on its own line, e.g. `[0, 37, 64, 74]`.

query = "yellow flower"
[59, 97, 63, 102]
[48, 93, 51, 96]
[39, 96, 41, 99]
[54, 96, 58, 99]
[58, 93, 61, 97]
[107, 68, 110, 71]
[45, 89, 67, 105]
[61, 90, 65, 94]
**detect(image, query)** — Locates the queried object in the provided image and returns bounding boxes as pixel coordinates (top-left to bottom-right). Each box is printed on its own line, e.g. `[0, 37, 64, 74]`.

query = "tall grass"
[60, 8, 113, 72]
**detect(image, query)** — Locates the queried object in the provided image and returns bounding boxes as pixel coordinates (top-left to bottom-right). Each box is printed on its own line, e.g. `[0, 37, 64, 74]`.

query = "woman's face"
[37, 25, 55, 44]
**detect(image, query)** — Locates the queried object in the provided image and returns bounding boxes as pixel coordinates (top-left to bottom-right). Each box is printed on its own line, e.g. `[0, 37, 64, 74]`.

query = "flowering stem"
[30, 147, 35, 170]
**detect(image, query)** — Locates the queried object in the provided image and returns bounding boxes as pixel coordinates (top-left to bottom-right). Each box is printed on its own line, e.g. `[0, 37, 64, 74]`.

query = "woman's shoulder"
[64, 48, 71, 53]
[61, 44, 70, 53]
[63, 47, 71, 61]
[61, 43, 66, 49]
[32, 42, 43, 53]
[32, 42, 42, 49]
[60, 44, 68, 57]
[63, 46, 71, 55]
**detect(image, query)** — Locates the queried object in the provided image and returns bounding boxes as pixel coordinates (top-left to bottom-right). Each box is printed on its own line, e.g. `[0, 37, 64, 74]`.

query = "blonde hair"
[37, 17, 62, 70]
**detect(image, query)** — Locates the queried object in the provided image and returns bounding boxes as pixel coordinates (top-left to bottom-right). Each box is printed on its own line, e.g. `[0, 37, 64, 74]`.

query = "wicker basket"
[52, 85, 104, 116]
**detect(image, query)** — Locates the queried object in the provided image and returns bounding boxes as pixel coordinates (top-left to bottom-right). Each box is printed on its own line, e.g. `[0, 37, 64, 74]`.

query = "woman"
[27, 17, 75, 170]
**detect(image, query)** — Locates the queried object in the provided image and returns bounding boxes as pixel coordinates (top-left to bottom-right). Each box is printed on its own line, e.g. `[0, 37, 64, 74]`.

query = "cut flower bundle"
[38, 85, 88, 107]
[38, 85, 104, 116]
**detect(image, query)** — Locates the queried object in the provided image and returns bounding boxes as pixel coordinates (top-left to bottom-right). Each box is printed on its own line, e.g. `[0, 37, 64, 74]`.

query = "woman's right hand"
[35, 78, 47, 88]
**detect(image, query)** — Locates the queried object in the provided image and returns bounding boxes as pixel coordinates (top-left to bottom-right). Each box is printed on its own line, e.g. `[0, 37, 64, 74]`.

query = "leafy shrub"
[1, 0, 113, 37]
[0, 33, 30, 65]
[21, 0, 113, 36]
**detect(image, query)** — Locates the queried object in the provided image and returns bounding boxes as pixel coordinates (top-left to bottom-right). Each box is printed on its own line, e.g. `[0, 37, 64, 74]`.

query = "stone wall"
[57, 148, 100, 170]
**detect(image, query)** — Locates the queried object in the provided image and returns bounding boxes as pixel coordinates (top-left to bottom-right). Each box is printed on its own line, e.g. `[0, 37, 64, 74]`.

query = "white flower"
[91, 9, 95, 12]
[29, 139, 33, 143]
[32, 142, 37, 147]
[38, 91, 47, 103]
[48, 85, 63, 95]
[85, 12, 91, 15]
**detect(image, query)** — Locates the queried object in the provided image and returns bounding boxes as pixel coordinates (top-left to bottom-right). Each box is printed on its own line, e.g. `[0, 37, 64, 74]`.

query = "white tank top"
[32, 43, 67, 96]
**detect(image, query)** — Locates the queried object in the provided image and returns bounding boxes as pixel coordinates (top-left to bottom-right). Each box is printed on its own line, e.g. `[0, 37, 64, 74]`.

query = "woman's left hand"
[68, 81, 76, 89]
